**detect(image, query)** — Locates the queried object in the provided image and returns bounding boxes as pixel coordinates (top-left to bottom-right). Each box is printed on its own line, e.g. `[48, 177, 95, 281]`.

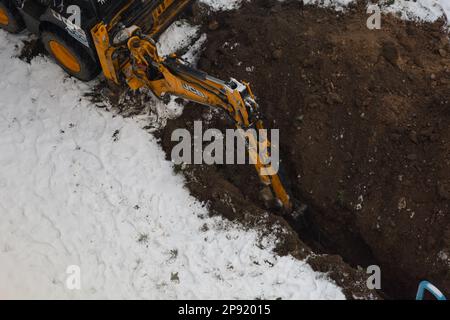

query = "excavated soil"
[158, 0, 450, 299]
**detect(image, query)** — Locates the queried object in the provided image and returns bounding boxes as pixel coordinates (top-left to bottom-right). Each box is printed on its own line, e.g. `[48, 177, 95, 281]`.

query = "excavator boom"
[123, 33, 292, 211]
[90, 13, 293, 211]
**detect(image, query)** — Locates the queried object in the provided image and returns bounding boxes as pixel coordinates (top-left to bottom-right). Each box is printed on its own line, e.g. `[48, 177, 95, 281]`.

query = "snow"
[382, 0, 450, 24]
[301, 0, 354, 11]
[201, 0, 450, 25]
[442, 0, 450, 20]
[319, 0, 450, 25]
[157, 21, 200, 56]
[199, 0, 243, 11]
[0, 25, 345, 300]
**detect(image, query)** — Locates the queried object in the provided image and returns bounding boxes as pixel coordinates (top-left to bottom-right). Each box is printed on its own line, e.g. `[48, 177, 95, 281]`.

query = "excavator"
[0, 0, 293, 212]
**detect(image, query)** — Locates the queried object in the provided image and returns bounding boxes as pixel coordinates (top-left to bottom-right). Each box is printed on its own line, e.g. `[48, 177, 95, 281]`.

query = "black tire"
[0, 1, 25, 33]
[41, 27, 100, 81]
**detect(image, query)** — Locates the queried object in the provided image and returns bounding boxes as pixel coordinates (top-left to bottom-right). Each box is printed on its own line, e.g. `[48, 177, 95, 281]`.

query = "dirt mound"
[159, 0, 450, 299]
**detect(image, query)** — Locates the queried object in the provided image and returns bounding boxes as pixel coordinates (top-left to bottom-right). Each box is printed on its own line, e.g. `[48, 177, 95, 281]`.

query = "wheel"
[0, 1, 25, 33]
[41, 27, 100, 81]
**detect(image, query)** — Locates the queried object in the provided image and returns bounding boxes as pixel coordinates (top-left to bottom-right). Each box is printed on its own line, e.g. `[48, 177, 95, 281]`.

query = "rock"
[420, 128, 434, 139]
[327, 92, 343, 104]
[260, 187, 274, 203]
[430, 133, 440, 142]
[381, 42, 399, 66]
[272, 49, 283, 60]
[170, 272, 180, 283]
[413, 56, 424, 68]
[390, 133, 401, 141]
[344, 152, 353, 162]
[437, 182, 450, 200]
[389, 218, 396, 228]
[439, 48, 447, 57]
[208, 20, 220, 31]
[440, 36, 450, 47]
[409, 130, 418, 144]
[407, 154, 418, 161]
[398, 197, 407, 210]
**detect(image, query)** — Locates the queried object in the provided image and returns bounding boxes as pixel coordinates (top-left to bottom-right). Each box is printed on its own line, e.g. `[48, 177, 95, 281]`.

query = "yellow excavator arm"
[92, 25, 292, 212]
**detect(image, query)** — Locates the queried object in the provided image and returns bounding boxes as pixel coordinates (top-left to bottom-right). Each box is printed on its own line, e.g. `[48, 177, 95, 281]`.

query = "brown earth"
[158, 0, 450, 299]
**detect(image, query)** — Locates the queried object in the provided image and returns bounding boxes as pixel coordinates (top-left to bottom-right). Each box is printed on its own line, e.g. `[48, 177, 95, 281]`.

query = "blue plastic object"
[416, 281, 447, 300]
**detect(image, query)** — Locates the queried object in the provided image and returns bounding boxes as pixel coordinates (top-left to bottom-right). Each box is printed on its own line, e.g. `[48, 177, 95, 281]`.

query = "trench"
[190, 0, 450, 299]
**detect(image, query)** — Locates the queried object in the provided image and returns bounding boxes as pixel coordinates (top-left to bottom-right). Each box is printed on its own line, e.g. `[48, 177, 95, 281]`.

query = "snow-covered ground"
[383, 0, 450, 24]
[199, 0, 243, 11]
[296, 0, 450, 25]
[0, 22, 345, 301]
[200, 0, 450, 26]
